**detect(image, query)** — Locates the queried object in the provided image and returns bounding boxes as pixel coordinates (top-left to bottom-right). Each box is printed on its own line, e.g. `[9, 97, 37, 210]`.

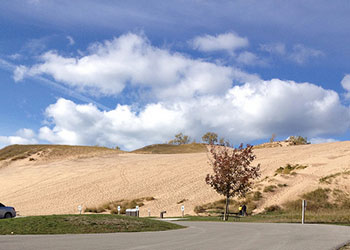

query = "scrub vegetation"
[85, 197, 156, 214]
[192, 188, 350, 225]
[275, 163, 308, 175]
[319, 170, 350, 184]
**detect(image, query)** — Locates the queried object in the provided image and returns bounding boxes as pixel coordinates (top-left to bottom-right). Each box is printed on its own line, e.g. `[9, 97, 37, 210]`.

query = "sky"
[0, 0, 349, 150]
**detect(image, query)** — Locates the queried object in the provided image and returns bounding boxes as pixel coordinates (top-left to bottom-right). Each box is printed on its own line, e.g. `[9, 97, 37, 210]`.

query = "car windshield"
[0, 203, 5, 207]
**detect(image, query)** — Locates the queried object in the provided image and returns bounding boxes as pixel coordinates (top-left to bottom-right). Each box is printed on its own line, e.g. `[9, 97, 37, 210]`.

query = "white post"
[78, 205, 82, 215]
[181, 205, 185, 218]
[148, 209, 151, 217]
[136, 206, 139, 217]
[302, 200, 306, 224]
[117, 206, 121, 215]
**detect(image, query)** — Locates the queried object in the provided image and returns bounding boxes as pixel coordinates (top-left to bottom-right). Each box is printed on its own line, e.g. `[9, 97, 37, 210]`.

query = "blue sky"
[0, 0, 349, 150]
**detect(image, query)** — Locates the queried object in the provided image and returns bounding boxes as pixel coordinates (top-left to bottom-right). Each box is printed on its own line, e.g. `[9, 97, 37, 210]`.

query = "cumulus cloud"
[0, 129, 37, 149]
[38, 98, 187, 150]
[6, 33, 350, 150]
[191, 32, 248, 53]
[33, 79, 350, 150]
[14, 33, 258, 99]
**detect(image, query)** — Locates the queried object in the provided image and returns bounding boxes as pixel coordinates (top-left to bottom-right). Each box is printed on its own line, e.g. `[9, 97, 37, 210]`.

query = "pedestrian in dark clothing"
[242, 204, 247, 216]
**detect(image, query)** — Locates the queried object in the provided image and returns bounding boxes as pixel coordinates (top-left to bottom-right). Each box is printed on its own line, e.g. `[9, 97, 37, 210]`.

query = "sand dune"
[1, 141, 350, 217]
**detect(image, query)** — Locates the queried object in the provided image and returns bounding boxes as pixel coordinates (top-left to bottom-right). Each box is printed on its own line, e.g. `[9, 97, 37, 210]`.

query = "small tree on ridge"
[205, 144, 260, 221]
[168, 133, 190, 145]
[202, 132, 218, 144]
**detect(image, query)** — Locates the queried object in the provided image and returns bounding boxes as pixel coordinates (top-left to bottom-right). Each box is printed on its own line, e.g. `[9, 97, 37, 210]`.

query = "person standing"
[242, 204, 247, 216]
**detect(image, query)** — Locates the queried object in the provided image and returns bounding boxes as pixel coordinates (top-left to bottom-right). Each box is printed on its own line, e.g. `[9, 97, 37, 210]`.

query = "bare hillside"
[0, 142, 349, 217]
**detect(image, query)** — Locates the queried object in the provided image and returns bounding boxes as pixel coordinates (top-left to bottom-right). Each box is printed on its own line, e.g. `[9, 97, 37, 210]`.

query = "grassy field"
[0, 214, 184, 235]
[131, 143, 207, 154]
[181, 210, 350, 226]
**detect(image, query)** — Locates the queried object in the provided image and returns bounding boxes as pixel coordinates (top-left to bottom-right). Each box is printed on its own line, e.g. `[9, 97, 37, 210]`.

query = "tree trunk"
[224, 195, 230, 221]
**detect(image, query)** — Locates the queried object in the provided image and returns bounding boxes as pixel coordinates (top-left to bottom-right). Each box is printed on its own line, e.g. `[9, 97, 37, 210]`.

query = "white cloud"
[310, 137, 337, 144]
[16, 128, 36, 139]
[289, 44, 324, 64]
[191, 32, 248, 53]
[66, 36, 75, 46]
[0, 129, 37, 149]
[236, 51, 266, 66]
[15, 33, 258, 99]
[260, 43, 286, 55]
[13, 65, 27, 82]
[260, 43, 323, 64]
[341, 74, 350, 92]
[8, 53, 22, 60]
[6, 33, 349, 150]
[34, 79, 350, 150]
[38, 98, 187, 150]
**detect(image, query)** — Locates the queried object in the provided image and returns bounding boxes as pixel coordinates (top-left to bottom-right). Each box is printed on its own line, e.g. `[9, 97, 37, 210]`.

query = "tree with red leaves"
[205, 144, 260, 221]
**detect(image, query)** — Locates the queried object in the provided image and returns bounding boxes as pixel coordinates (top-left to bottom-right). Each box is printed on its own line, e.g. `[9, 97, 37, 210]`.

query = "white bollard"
[78, 205, 82, 215]
[302, 200, 306, 224]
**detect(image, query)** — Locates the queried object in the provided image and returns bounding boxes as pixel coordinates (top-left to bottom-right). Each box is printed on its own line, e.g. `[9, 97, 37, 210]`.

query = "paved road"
[0, 221, 349, 250]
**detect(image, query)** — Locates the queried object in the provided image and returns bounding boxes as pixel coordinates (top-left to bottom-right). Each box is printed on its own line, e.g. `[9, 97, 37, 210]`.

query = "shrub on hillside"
[264, 205, 283, 213]
[287, 136, 309, 145]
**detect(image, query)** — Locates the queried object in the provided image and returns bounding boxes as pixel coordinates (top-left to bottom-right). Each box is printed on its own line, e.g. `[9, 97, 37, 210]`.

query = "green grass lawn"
[180, 210, 350, 226]
[0, 214, 184, 235]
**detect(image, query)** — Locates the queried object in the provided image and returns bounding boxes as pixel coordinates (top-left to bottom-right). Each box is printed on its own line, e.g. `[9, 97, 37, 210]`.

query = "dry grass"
[194, 192, 258, 215]
[319, 170, 350, 184]
[275, 163, 308, 175]
[263, 185, 277, 193]
[85, 197, 156, 214]
[0, 144, 116, 162]
[131, 143, 207, 154]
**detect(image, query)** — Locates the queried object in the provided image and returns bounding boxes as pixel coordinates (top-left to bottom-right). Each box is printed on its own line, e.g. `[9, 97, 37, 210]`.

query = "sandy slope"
[1, 141, 350, 217]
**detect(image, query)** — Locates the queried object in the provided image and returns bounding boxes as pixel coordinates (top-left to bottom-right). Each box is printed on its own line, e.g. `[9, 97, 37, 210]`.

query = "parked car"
[0, 203, 16, 219]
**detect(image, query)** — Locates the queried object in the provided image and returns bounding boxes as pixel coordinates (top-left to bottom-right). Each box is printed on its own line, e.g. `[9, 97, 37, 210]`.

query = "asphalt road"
[0, 221, 349, 250]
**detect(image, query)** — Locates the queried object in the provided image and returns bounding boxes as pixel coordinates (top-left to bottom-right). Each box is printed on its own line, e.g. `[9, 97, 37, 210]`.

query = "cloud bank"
[15, 33, 258, 100]
[6, 33, 350, 150]
[0, 129, 37, 149]
[34, 79, 350, 150]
